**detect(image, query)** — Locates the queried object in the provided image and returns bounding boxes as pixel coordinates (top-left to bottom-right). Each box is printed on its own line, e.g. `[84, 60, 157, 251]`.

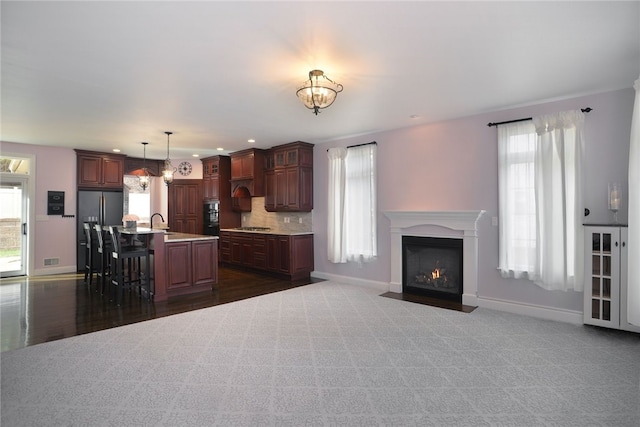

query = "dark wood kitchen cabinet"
[264, 142, 313, 212]
[168, 180, 202, 234]
[219, 231, 232, 263]
[75, 150, 125, 189]
[253, 234, 267, 269]
[202, 156, 221, 201]
[266, 234, 314, 279]
[266, 234, 291, 274]
[219, 231, 314, 281]
[229, 148, 266, 197]
[201, 155, 240, 230]
[230, 233, 254, 267]
[163, 239, 218, 296]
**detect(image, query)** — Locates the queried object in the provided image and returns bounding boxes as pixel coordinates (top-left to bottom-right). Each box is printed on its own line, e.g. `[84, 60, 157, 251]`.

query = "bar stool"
[94, 224, 112, 295]
[83, 222, 98, 289]
[108, 226, 151, 305]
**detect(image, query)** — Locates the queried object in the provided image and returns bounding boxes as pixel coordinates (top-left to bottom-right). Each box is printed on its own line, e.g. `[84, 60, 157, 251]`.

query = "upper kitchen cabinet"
[75, 150, 125, 189]
[272, 141, 313, 169]
[230, 148, 266, 197]
[264, 142, 313, 212]
[201, 155, 222, 201]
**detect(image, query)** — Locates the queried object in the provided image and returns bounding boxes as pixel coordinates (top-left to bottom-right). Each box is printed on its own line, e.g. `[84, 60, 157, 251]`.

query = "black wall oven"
[203, 201, 220, 236]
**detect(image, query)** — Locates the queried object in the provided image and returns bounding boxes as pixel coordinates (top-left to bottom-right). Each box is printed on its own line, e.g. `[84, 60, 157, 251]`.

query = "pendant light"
[162, 131, 176, 186]
[138, 142, 150, 191]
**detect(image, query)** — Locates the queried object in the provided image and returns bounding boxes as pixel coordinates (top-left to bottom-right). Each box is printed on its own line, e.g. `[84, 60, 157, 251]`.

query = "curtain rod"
[487, 108, 592, 127]
[327, 141, 377, 152]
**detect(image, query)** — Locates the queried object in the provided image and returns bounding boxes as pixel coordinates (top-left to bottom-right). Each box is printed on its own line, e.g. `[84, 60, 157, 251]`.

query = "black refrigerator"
[76, 190, 123, 272]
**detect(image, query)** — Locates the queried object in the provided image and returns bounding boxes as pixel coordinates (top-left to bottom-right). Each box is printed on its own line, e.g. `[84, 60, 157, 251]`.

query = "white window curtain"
[327, 144, 377, 263]
[345, 144, 377, 262]
[498, 110, 585, 291]
[327, 148, 347, 263]
[498, 120, 538, 279]
[628, 76, 640, 326]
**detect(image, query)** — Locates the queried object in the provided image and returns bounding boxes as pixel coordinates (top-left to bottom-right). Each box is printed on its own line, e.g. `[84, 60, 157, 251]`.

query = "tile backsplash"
[242, 197, 313, 233]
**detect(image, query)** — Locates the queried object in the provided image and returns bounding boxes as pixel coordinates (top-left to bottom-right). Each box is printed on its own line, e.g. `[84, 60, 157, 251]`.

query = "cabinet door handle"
[622, 241, 626, 248]
[615, 241, 619, 247]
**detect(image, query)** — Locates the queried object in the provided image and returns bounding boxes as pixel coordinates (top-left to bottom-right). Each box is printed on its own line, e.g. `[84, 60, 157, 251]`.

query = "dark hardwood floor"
[0, 267, 323, 353]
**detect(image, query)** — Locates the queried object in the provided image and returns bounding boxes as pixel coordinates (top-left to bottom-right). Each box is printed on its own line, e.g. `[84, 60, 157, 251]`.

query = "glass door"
[584, 227, 620, 328]
[0, 176, 28, 277]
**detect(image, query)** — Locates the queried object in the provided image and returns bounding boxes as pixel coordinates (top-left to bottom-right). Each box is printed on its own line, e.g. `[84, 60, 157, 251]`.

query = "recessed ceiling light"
[248, 139, 255, 143]
[113, 148, 121, 152]
[217, 147, 224, 151]
[192, 154, 199, 157]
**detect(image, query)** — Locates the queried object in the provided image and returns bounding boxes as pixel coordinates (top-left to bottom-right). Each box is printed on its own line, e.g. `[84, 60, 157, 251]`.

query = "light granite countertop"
[220, 228, 313, 236]
[117, 227, 217, 242]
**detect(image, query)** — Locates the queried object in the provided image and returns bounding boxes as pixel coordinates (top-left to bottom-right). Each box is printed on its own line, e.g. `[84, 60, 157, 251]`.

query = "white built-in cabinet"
[584, 226, 639, 333]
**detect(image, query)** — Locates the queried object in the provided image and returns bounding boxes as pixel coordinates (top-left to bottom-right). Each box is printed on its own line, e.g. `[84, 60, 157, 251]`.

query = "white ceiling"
[2, 1, 639, 160]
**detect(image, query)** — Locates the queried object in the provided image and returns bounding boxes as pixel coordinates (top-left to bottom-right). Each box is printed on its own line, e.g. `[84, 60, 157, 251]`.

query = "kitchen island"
[219, 228, 313, 281]
[146, 230, 219, 302]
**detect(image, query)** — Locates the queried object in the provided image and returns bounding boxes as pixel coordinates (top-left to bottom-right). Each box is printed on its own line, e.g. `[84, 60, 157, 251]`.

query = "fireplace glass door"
[402, 236, 463, 302]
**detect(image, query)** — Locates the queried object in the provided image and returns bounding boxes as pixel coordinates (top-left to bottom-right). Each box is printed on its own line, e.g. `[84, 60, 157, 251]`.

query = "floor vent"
[44, 258, 60, 266]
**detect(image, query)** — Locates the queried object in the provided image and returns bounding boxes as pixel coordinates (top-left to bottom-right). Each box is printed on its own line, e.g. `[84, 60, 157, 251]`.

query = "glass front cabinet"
[584, 226, 639, 333]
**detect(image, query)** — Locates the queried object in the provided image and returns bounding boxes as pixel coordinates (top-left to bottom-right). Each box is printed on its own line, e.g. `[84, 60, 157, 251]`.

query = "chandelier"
[296, 70, 343, 115]
[162, 131, 176, 186]
[138, 142, 150, 191]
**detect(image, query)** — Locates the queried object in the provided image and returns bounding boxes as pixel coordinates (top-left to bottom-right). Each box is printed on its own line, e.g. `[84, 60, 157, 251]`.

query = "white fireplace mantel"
[383, 210, 486, 306]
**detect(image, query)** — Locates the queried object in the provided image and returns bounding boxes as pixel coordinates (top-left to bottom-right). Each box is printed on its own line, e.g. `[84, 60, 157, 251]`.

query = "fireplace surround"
[384, 210, 485, 306]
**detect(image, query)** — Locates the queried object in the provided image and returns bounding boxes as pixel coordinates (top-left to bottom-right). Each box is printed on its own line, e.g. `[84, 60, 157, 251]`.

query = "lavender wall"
[1, 142, 77, 275]
[313, 88, 634, 314]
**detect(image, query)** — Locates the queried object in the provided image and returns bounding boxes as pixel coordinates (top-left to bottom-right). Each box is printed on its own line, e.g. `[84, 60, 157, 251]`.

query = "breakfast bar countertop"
[117, 227, 218, 242]
[163, 232, 219, 242]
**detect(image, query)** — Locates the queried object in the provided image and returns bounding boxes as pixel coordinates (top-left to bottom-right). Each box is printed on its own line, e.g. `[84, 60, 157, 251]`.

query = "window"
[123, 175, 151, 223]
[498, 122, 537, 276]
[498, 110, 585, 291]
[327, 143, 377, 263]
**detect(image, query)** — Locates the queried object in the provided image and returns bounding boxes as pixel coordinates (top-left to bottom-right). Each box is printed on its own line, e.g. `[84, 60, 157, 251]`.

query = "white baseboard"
[478, 296, 583, 325]
[32, 265, 77, 277]
[311, 271, 389, 292]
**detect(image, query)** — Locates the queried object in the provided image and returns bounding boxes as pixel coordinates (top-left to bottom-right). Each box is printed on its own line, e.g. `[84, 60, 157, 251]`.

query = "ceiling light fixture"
[162, 131, 176, 186]
[139, 142, 150, 191]
[296, 69, 343, 115]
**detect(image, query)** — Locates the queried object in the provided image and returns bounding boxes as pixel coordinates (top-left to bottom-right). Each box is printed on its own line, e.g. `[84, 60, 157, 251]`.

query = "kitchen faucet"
[150, 213, 165, 229]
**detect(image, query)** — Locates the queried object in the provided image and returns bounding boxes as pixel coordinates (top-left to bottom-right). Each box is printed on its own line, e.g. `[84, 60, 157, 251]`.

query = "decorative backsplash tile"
[242, 197, 313, 233]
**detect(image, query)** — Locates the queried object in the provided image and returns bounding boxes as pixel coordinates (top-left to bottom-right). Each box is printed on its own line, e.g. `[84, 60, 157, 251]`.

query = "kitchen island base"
[152, 232, 219, 302]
